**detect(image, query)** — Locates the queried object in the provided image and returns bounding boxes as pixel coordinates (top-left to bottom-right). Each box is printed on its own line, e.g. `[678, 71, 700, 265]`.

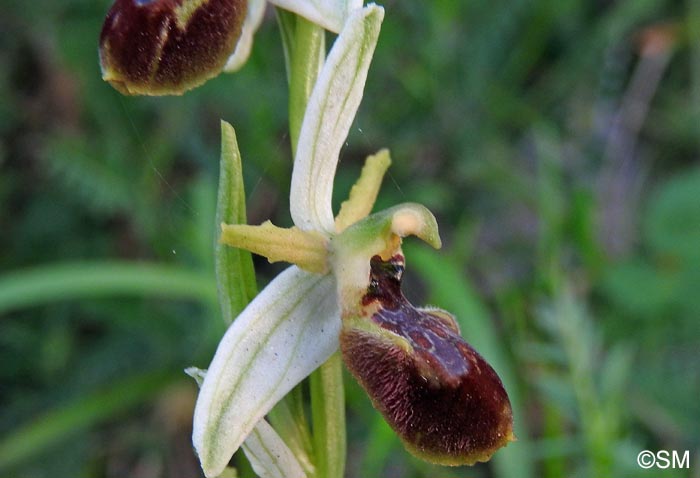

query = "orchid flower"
[98, 0, 361, 95]
[192, 5, 514, 478]
[95, 0, 514, 474]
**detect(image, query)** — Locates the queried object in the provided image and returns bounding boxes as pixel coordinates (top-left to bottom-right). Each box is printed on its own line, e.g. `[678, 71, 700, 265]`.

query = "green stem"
[309, 352, 346, 478]
[287, 14, 325, 154]
[271, 9, 346, 478]
[279, 12, 346, 478]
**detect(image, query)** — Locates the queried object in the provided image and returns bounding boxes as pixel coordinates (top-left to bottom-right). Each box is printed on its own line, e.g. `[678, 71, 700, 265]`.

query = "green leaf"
[0, 262, 217, 315]
[216, 121, 257, 324]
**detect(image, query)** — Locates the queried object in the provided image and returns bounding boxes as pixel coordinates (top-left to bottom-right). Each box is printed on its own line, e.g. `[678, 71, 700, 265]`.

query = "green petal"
[335, 149, 392, 232]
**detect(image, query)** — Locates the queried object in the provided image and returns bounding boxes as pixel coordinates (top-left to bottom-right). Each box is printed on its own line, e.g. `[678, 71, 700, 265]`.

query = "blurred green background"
[1, 0, 699, 477]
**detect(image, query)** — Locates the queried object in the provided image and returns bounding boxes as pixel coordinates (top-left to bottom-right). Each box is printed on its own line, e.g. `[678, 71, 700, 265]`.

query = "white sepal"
[242, 419, 307, 478]
[225, 0, 267, 72]
[193, 266, 339, 478]
[268, 0, 363, 33]
[290, 5, 384, 233]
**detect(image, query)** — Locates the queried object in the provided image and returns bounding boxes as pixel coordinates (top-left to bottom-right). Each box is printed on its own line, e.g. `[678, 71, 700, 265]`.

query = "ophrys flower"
[98, 0, 361, 95]
[192, 5, 513, 477]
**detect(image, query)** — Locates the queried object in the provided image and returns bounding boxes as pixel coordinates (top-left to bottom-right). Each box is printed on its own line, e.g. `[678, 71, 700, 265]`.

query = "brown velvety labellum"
[341, 255, 514, 465]
[99, 0, 247, 95]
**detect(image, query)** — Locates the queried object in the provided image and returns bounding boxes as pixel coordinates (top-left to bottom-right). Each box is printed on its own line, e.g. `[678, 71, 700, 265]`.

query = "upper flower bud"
[99, 0, 248, 95]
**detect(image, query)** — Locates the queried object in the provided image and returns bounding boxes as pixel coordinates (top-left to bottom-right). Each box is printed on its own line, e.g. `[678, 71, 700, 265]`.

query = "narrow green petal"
[192, 267, 339, 478]
[242, 420, 307, 478]
[220, 221, 328, 274]
[290, 5, 384, 233]
[335, 149, 391, 232]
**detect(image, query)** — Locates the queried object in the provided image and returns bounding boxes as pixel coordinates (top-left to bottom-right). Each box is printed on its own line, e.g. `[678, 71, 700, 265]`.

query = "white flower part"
[290, 4, 384, 233]
[224, 0, 267, 72]
[184, 366, 207, 387]
[193, 266, 339, 478]
[186, 368, 305, 477]
[268, 0, 363, 33]
[242, 419, 307, 478]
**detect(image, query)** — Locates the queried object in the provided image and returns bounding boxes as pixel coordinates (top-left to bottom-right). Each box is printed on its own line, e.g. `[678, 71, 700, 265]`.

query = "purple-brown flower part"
[340, 254, 514, 465]
[99, 0, 247, 95]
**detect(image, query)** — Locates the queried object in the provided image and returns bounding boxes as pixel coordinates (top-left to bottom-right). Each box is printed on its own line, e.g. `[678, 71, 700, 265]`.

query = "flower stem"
[280, 11, 346, 478]
[310, 352, 346, 478]
[287, 14, 325, 154]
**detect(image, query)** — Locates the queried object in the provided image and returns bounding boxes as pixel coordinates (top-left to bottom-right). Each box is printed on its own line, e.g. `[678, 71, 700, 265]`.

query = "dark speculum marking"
[99, 0, 247, 95]
[341, 255, 514, 465]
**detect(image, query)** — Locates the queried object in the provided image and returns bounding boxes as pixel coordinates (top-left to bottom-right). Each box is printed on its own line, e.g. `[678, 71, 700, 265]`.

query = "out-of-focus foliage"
[1, 0, 698, 477]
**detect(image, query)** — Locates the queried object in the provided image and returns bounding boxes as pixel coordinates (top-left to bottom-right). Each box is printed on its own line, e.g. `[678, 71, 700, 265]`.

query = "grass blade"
[0, 262, 217, 314]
